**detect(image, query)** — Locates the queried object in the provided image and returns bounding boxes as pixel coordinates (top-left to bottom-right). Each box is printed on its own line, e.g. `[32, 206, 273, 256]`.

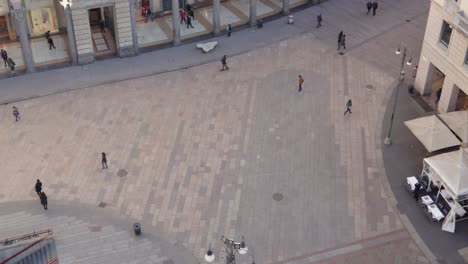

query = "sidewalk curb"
[375, 79, 439, 264]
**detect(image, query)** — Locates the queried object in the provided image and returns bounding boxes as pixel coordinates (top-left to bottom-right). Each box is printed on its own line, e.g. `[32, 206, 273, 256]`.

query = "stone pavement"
[0, 0, 443, 263]
[0, 200, 195, 263]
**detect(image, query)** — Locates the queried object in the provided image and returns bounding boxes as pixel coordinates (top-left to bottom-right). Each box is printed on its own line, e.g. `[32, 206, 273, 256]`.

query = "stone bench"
[196, 41, 218, 53]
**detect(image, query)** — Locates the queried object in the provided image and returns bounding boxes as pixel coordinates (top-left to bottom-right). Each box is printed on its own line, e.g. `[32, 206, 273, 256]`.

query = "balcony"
[443, 0, 461, 15]
[454, 10, 468, 36]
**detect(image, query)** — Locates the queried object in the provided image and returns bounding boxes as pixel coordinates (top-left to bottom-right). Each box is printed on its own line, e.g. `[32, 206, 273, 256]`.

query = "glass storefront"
[0, 0, 12, 41]
[24, 0, 59, 36]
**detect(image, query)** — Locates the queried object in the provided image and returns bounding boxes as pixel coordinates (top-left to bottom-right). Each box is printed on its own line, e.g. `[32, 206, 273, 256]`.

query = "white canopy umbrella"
[424, 149, 468, 198]
[439, 110, 468, 143]
[405, 115, 461, 152]
[424, 148, 468, 233]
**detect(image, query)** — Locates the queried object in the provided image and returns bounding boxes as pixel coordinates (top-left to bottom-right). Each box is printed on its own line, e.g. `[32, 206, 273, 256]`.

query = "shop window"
[24, 0, 59, 37]
[439, 20, 453, 48]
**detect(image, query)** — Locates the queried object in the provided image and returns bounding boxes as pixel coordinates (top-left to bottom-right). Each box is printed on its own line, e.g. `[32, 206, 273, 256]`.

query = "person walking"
[186, 15, 194, 28]
[344, 99, 352, 115]
[102, 152, 108, 169]
[188, 8, 194, 20]
[340, 34, 346, 50]
[298, 75, 304, 92]
[35, 179, 43, 197]
[372, 1, 378, 16]
[7, 57, 15, 72]
[99, 19, 106, 32]
[221, 55, 229, 71]
[317, 14, 322, 28]
[48, 37, 56, 50]
[337, 31, 343, 50]
[1, 49, 7, 67]
[227, 24, 232, 37]
[366, 1, 372, 15]
[40, 192, 48, 210]
[180, 9, 187, 24]
[12, 106, 20, 121]
[45, 30, 50, 40]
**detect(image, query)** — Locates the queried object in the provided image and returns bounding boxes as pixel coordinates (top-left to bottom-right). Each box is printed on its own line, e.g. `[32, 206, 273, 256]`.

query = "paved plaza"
[0, 0, 453, 263]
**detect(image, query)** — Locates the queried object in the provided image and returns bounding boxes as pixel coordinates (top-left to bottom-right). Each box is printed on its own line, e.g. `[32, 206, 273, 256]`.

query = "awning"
[439, 110, 468, 142]
[424, 150, 468, 197]
[404, 115, 461, 152]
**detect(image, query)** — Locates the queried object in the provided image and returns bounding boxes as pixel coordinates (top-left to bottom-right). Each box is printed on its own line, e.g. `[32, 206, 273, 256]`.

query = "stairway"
[0, 212, 169, 264]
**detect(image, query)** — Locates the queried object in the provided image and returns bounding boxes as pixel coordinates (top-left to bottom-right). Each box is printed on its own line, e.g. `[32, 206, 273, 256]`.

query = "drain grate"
[338, 52, 345, 56]
[117, 169, 128, 177]
[98, 202, 107, 208]
[406, 19, 411, 22]
[273, 193, 284, 201]
[366, 84, 375, 90]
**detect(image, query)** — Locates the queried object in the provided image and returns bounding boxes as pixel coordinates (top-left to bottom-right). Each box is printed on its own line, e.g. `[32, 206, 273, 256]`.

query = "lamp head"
[395, 48, 401, 55]
[239, 236, 248, 255]
[204, 246, 215, 263]
[406, 58, 413, 65]
[59, 0, 71, 7]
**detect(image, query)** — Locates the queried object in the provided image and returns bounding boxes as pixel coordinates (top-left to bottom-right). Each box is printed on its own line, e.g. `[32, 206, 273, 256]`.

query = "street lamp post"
[384, 44, 413, 145]
[205, 236, 251, 264]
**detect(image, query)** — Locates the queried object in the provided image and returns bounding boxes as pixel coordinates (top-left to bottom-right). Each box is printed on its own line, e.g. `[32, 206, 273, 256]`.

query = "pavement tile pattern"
[0, 0, 436, 263]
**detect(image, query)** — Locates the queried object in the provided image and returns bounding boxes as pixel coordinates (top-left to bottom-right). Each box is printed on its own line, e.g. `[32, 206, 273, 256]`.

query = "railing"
[0, 230, 54, 264]
[1, 229, 53, 247]
[454, 10, 468, 36]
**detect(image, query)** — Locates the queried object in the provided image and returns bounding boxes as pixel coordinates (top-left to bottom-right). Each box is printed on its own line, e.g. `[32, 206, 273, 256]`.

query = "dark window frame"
[439, 20, 453, 48]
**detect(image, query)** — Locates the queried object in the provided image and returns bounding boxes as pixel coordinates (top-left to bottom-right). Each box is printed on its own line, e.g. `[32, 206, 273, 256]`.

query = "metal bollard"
[133, 223, 141, 235]
[288, 15, 294, 24]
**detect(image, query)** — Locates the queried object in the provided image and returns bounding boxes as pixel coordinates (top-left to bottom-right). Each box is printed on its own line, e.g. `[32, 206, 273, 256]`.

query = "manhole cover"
[366, 84, 374, 89]
[117, 169, 128, 177]
[338, 52, 345, 56]
[89, 225, 102, 232]
[98, 202, 107, 208]
[273, 193, 284, 201]
[406, 19, 411, 22]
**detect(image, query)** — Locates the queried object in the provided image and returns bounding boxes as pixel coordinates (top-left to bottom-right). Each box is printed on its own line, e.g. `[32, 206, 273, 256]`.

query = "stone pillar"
[116, 2, 137, 57]
[129, 0, 139, 54]
[213, 0, 220, 34]
[11, 8, 35, 73]
[64, 5, 78, 65]
[249, 0, 257, 27]
[415, 54, 435, 95]
[54, 0, 66, 29]
[282, 0, 289, 15]
[171, 0, 180, 45]
[72, 8, 95, 64]
[438, 79, 459, 113]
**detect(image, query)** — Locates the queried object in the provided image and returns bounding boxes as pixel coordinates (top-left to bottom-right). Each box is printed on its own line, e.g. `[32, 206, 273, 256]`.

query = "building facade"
[415, 0, 468, 112]
[1, 0, 320, 74]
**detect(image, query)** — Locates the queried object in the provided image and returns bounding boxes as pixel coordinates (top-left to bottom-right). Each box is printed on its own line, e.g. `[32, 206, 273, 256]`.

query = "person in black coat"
[372, 1, 378, 16]
[40, 192, 48, 210]
[366, 1, 372, 15]
[102, 152, 108, 169]
[35, 179, 42, 197]
[414, 182, 421, 201]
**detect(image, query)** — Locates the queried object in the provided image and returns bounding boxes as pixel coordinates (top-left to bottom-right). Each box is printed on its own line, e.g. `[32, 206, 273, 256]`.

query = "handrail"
[0, 230, 53, 264]
[1, 229, 53, 246]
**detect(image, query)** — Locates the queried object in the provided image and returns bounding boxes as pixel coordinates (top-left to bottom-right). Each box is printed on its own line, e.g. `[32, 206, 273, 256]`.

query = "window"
[439, 21, 453, 48]
[465, 49, 468, 66]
